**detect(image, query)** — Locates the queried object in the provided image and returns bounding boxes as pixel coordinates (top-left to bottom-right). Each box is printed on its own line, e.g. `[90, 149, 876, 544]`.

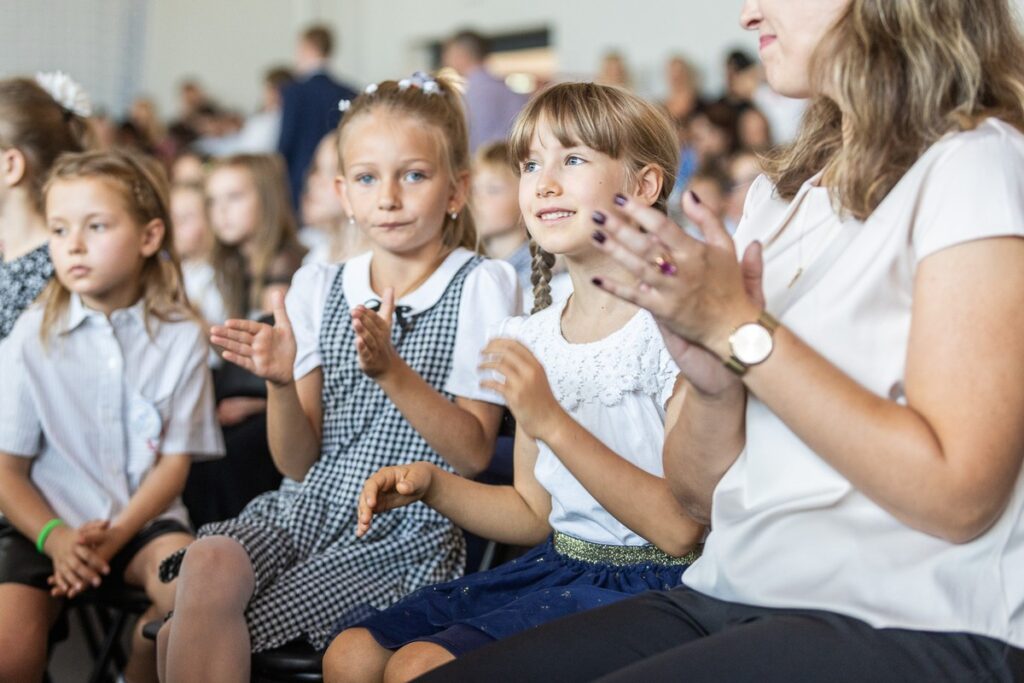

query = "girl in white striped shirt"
[0, 149, 223, 683]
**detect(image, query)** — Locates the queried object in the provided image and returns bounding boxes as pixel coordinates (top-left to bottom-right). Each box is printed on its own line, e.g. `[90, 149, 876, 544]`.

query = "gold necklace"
[786, 191, 839, 289]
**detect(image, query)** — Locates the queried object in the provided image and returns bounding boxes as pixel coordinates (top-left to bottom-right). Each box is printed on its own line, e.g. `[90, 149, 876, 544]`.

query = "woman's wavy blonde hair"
[40, 149, 194, 343]
[765, 0, 1024, 220]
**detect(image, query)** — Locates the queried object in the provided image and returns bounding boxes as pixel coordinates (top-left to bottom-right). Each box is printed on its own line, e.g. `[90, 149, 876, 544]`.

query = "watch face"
[731, 322, 774, 365]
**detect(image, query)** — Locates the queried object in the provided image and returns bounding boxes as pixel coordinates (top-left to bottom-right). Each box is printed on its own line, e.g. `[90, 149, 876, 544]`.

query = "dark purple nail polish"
[592, 230, 607, 244]
[591, 277, 603, 286]
[689, 190, 702, 205]
[592, 210, 606, 225]
[659, 260, 678, 276]
[613, 194, 627, 206]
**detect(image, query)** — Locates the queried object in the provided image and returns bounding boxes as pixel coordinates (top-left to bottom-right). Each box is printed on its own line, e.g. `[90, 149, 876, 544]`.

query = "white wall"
[138, 0, 755, 118]
[140, 0, 301, 118]
[330, 0, 752, 96]
[0, 0, 146, 115]
[9, 0, 1024, 119]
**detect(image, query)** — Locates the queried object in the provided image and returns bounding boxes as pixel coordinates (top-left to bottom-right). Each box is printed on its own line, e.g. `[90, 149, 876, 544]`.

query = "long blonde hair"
[764, 0, 1024, 220]
[508, 82, 679, 312]
[208, 154, 305, 318]
[336, 74, 478, 253]
[40, 149, 193, 342]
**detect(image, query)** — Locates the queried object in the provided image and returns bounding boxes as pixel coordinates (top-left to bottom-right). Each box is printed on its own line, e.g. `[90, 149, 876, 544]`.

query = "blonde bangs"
[509, 82, 678, 211]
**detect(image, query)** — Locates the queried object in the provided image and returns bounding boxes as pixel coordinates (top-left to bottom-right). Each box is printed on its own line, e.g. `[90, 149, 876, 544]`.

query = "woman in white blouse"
[418, 0, 1024, 680]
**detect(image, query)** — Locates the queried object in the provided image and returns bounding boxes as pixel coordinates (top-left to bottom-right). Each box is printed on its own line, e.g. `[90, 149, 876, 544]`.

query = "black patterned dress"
[0, 244, 53, 340]
[162, 257, 481, 652]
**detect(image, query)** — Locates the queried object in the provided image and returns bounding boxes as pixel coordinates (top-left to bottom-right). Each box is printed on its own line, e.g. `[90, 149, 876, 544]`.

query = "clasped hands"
[45, 520, 125, 598]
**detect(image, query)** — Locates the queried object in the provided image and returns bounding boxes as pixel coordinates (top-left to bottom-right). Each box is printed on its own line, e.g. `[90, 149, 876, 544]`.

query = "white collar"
[342, 248, 475, 313]
[63, 294, 146, 334]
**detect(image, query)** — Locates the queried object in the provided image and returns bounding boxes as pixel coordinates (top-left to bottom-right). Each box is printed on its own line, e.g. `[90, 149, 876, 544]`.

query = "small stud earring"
[450, 211, 458, 221]
[348, 215, 356, 225]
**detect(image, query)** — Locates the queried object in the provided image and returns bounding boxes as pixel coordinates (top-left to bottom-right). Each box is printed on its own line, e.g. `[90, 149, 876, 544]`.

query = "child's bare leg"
[322, 627, 393, 683]
[121, 531, 192, 683]
[163, 536, 255, 683]
[0, 583, 59, 682]
[383, 641, 455, 683]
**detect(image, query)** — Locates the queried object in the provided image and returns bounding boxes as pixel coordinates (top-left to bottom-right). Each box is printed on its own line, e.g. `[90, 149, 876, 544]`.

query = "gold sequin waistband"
[552, 532, 700, 567]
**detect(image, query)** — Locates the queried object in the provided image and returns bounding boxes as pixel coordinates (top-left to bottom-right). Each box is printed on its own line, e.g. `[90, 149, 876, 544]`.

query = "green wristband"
[36, 518, 63, 554]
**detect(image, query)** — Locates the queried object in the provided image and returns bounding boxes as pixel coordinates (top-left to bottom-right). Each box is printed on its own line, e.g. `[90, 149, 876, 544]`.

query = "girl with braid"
[323, 82, 705, 683]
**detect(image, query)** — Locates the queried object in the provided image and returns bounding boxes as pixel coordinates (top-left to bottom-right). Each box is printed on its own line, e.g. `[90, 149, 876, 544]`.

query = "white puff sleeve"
[287, 262, 340, 380]
[443, 259, 522, 403]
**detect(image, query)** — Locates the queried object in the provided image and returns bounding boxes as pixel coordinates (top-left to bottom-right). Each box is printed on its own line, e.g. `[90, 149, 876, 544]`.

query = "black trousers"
[418, 585, 1024, 682]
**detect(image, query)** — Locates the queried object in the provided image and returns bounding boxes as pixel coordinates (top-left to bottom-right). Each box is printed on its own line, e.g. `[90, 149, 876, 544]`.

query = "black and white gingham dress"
[163, 257, 480, 652]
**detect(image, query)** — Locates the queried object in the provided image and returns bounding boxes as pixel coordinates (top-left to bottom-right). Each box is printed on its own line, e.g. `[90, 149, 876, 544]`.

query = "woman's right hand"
[596, 193, 767, 399]
[210, 292, 296, 386]
[356, 463, 435, 537]
[44, 524, 110, 598]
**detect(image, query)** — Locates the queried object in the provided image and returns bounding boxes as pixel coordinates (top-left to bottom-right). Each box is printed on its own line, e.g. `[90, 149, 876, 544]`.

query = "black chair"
[142, 619, 323, 683]
[251, 642, 323, 683]
[71, 584, 151, 683]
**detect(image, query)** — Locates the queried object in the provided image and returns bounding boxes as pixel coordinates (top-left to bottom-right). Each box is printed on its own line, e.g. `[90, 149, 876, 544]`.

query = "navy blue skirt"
[345, 534, 692, 656]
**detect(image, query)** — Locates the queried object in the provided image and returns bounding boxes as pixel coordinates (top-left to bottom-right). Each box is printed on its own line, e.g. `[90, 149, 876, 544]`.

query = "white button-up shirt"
[0, 295, 224, 529]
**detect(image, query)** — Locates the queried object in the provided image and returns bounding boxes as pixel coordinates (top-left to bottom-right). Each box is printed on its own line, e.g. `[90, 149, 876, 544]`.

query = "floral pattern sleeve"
[0, 244, 54, 340]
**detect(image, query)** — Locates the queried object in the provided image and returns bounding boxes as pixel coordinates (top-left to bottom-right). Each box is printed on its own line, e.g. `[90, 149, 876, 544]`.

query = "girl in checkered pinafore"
[156, 73, 519, 682]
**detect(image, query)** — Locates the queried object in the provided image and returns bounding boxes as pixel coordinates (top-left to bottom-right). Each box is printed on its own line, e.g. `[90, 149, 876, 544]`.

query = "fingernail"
[613, 194, 627, 206]
[689, 190, 702, 205]
[591, 277, 603, 286]
[591, 210, 606, 225]
[591, 230, 607, 244]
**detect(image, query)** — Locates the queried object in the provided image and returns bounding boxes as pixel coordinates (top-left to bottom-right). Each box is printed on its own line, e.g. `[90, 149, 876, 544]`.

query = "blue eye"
[566, 155, 586, 166]
[521, 161, 539, 173]
[355, 174, 375, 185]
[404, 170, 427, 183]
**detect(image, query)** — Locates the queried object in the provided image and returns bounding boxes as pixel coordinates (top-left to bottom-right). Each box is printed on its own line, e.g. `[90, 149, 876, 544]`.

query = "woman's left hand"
[591, 192, 762, 360]
[478, 339, 564, 441]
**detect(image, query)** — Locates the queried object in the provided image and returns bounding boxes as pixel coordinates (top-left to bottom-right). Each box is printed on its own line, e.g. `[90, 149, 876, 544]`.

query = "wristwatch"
[724, 310, 780, 376]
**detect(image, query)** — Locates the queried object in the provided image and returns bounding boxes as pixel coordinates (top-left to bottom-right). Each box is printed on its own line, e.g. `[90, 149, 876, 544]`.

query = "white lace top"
[498, 299, 679, 546]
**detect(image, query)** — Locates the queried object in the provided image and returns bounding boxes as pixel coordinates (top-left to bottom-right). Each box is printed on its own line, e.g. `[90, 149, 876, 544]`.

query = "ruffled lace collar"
[517, 298, 670, 411]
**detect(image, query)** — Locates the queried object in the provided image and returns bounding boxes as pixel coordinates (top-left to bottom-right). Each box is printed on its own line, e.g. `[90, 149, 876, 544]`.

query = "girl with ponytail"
[0, 72, 90, 339]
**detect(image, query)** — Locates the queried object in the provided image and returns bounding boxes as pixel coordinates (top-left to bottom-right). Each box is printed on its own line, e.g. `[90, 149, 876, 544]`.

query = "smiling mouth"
[374, 221, 413, 229]
[537, 210, 576, 223]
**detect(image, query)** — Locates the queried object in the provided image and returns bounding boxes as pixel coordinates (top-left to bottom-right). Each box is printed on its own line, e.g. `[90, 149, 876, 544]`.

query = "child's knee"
[179, 536, 247, 579]
[323, 627, 390, 683]
[383, 641, 453, 683]
[176, 536, 253, 603]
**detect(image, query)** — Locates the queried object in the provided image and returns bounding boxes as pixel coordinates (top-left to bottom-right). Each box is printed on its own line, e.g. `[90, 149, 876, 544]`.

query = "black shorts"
[0, 518, 191, 591]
